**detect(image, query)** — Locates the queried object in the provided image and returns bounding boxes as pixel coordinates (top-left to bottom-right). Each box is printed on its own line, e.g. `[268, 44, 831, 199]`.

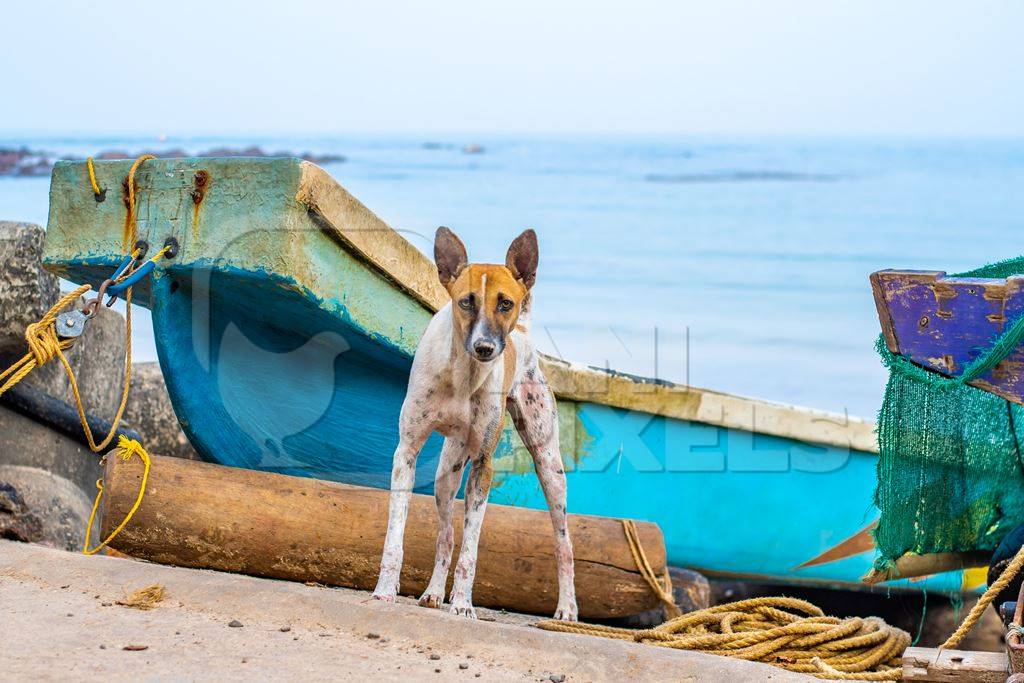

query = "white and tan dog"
[372, 227, 578, 620]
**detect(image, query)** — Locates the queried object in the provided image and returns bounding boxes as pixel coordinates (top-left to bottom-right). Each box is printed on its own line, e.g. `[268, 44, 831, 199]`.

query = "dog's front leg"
[448, 454, 493, 618]
[419, 436, 469, 609]
[373, 420, 430, 602]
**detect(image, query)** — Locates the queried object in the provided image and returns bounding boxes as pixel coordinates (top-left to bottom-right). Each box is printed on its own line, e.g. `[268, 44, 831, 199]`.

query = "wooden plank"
[861, 551, 989, 585]
[100, 453, 667, 619]
[871, 268, 1024, 405]
[903, 646, 1008, 682]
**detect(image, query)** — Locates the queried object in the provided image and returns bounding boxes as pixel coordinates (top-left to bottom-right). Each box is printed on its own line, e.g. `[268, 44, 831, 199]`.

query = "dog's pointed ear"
[506, 229, 538, 289]
[434, 226, 468, 286]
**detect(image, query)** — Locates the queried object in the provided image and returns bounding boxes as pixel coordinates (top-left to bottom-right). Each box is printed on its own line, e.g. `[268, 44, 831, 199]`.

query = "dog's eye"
[497, 297, 514, 312]
[458, 296, 474, 310]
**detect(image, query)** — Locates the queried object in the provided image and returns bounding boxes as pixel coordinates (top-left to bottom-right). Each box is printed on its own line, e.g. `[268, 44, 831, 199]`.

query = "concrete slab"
[0, 540, 810, 681]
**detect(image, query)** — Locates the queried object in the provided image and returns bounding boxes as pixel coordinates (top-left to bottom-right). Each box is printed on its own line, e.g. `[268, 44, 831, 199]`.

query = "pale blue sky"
[2, 1, 1021, 136]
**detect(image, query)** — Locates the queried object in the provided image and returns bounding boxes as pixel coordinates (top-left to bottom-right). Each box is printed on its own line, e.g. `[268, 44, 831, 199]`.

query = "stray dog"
[372, 227, 578, 620]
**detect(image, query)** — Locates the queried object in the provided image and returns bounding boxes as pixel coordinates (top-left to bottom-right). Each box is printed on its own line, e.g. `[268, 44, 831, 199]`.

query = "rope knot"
[24, 317, 66, 366]
[84, 435, 153, 556]
[117, 435, 150, 463]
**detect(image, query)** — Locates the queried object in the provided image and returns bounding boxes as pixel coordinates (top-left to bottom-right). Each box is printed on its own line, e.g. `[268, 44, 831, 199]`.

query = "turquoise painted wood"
[492, 404, 892, 586]
[42, 157, 969, 594]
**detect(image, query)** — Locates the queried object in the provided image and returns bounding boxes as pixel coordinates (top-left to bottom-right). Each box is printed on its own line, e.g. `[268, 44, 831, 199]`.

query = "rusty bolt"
[191, 170, 209, 205]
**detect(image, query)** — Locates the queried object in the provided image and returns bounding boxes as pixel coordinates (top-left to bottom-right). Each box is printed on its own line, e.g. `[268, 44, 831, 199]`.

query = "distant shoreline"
[0, 146, 347, 178]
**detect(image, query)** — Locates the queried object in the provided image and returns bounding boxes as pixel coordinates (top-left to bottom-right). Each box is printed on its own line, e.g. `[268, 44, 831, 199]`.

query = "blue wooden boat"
[41, 157, 975, 593]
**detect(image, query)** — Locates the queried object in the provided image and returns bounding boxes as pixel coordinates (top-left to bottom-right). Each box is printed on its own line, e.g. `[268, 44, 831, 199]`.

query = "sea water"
[2, 133, 1022, 420]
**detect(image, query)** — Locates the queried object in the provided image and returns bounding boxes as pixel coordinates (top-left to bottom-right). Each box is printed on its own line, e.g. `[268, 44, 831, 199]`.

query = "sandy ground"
[0, 540, 809, 682]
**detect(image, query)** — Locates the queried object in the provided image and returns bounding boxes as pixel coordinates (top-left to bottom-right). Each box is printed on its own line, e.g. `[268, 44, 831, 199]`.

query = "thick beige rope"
[942, 542, 1024, 649]
[538, 522, 909, 679]
[542, 528, 1024, 679]
[622, 519, 681, 619]
[537, 596, 909, 680]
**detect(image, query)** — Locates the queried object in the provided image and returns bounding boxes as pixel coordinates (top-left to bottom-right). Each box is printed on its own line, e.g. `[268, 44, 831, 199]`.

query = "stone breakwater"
[0, 146, 346, 177]
[0, 220, 199, 550]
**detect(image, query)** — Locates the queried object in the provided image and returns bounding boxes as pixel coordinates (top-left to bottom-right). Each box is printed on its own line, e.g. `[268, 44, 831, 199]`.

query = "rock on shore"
[0, 146, 346, 177]
[0, 221, 200, 549]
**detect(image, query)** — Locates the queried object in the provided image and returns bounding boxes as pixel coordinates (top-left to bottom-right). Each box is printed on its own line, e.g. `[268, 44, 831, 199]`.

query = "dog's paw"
[552, 602, 578, 621]
[449, 601, 477, 619]
[372, 591, 396, 604]
[418, 592, 444, 609]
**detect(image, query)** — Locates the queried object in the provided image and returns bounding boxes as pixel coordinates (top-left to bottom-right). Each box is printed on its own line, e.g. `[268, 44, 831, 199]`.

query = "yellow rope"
[537, 597, 909, 680]
[0, 279, 132, 452]
[0, 153, 161, 556]
[82, 436, 151, 555]
[146, 244, 172, 264]
[66, 155, 157, 451]
[66, 291, 133, 452]
[86, 156, 102, 196]
[942, 542, 1024, 649]
[622, 519, 681, 619]
[123, 154, 155, 251]
[0, 284, 92, 395]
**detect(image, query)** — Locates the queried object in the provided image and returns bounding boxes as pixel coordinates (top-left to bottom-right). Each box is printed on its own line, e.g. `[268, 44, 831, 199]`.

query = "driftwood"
[902, 646, 1008, 682]
[862, 551, 989, 585]
[100, 454, 667, 618]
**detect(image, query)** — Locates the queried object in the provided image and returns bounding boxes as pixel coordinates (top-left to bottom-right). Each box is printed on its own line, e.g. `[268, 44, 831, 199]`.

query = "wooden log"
[902, 646, 1008, 682]
[100, 454, 667, 618]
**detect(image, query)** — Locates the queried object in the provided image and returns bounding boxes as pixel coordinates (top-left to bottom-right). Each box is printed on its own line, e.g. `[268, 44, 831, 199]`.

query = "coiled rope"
[540, 523, 1024, 679]
[537, 596, 909, 680]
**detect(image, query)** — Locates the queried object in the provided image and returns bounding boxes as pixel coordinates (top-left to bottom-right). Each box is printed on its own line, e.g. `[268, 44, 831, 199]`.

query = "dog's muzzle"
[473, 339, 497, 361]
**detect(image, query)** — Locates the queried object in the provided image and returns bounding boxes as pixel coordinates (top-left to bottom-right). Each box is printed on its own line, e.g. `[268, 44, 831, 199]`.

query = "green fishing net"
[873, 257, 1024, 569]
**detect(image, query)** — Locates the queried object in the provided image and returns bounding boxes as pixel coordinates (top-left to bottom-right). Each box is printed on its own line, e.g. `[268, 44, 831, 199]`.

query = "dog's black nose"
[474, 341, 495, 359]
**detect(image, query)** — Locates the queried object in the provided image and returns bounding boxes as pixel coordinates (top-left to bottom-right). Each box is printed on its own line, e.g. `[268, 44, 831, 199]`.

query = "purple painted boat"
[870, 269, 1024, 404]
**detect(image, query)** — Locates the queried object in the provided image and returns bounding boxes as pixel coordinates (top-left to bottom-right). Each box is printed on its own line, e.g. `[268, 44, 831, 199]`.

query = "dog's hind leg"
[373, 415, 431, 603]
[419, 436, 469, 609]
[508, 379, 579, 621]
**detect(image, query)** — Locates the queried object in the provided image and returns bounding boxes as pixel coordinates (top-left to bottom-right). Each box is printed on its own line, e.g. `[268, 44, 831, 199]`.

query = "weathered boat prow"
[872, 269, 1024, 403]
[42, 157, 968, 593]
